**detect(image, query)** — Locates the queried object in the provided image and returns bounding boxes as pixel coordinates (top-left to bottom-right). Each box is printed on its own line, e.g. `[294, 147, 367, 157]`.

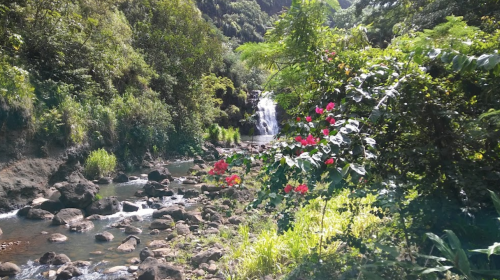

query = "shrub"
[84, 148, 117, 179]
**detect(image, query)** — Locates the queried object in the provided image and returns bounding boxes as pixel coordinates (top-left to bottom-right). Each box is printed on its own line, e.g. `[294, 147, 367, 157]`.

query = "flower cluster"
[295, 135, 318, 146]
[208, 159, 228, 175]
[225, 174, 242, 186]
[284, 184, 309, 194]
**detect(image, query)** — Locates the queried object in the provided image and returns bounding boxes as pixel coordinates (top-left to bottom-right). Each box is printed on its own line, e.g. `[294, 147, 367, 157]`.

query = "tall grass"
[84, 148, 117, 179]
[205, 124, 241, 145]
[228, 190, 383, 279]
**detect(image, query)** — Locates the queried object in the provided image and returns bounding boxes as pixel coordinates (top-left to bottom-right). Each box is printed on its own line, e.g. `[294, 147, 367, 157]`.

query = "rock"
[0, 262, 21, 276]
[152, 248, 171, 258]
[57, 180, 99, 209]
[122, 201, 139, 212]
[97, 177, 112, 184]
[160, 179, 170, 185]
[193, 156, 205, 164]
[176, 223, 190, 235]
[56, 264, 82, 280]
[69, 220, 94, 232]
[26, 208, 54, 220]
[143, 181, 174, 197]
[113, 172, 129, 183]
[128, 265, 139, 273]
[192, 249, 224, 266]
[228, 216, 244, 225]
[147, 168, 173, 182]
[149, 218, 175, 230]
[32, 197, 49, 206]
[53, 254, 71, 265]
[194, 269, 205, 277]
[48, 233, 68, 243]
[185, 211, 204, 224]
[183, 189, 199, 198]
[86, 214, 103, 220]
[148, 240, 168, 248]
[116, 235, 141, 253]
[205, 228, 220, 235]
[104, 266, 128, 274]
[40, 200, 64, 213]
[129, 176, 139, 181]
[149, 229, 160, 235]
[220, 188, 254, 202]
[201, 184, 222, 192]
[52, 208, 84, 225]
[152, 205, 186, 221]
[16, 206, 31, 217]
[39, 252, 56, 264]
[95, 231, 114, 242]
[72, 261, 91, 267]
[0, 228, 2, 235]
[137, 257, 184, 280]
[207, 263, 218, 274]
[134, 190, 146, 197]
[182, 179, 197, 184]
[128, 257, 141, 264]
[140, 247, 154, 262]
[124, 225, 142, 234]
[86, 196, 120, 215]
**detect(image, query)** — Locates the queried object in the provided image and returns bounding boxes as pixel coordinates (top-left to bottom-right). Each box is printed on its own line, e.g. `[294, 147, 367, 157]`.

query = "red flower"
[306, 116, 312, 122]
[326, 102, 335, 111]
[296, 117, 301, 122]
[316, 107, 324, 114]
[208, 169, 215, 175]
[322, 129, 329, 136]
[225, 174, 241, 186]
[325, 158, 334, 165]
[295, 136, 303, 142]
[306, 135, 317, 145]
[295, 184, 308, 194]
[300, 139, 308, 146]
[330, 51, 336, 56]
[326, 116, 336, 125]
[212, 159, 228, 175]
[284, 184, 293, 193]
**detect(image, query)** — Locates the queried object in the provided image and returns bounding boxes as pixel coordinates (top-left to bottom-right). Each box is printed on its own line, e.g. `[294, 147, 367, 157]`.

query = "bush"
[205, 124, 241, 145]
[84, 148, 117, 179]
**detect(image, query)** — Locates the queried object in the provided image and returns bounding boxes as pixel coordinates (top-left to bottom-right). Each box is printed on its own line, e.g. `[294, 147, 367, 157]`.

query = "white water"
[255, 95, 279, 135]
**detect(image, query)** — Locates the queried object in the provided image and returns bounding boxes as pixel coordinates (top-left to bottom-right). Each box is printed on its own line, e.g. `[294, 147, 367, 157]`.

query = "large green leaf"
[425, 233, 454, 261]
[471, 242, 500, 260]
[488, 190, 500, 216]
[350, 163, 366, 175]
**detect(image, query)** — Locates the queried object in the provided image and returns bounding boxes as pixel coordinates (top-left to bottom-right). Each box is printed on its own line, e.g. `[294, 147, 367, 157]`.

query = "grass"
[225, 189, 384, 279]
[83, 148, 117, 179]
[205, 124, 241, 145]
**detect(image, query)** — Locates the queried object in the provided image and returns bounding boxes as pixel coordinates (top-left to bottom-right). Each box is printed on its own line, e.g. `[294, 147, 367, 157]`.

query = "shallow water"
[0, 161, 196, 279]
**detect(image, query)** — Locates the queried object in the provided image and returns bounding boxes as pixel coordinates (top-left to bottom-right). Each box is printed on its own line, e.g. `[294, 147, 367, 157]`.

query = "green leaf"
[350, 163, 366, 175]
[417, 266, 453, 275]
[471, 242, 500, 260]
[330, 169, 342, 184]
[488, 190, 500, 216]
[425, 232, 454, 261]
[445, 230, 462, 251]
[452, 55, 468, 71]
[428, 48, 442, 59]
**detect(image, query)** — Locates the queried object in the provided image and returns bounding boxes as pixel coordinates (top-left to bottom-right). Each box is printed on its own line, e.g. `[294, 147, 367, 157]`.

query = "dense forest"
[1, 0, 500, 279]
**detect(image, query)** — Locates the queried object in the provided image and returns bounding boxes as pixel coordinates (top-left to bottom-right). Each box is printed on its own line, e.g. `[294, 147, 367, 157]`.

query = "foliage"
[205, 124, 241, 145]
[84, 148, 117, 179]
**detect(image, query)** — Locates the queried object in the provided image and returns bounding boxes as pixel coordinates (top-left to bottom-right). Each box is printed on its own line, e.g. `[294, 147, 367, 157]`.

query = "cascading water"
[255, 94, 279, 135]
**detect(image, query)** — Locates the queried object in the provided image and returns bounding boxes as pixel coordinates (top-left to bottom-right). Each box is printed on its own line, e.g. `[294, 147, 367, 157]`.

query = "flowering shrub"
[207, 159, 242, 188]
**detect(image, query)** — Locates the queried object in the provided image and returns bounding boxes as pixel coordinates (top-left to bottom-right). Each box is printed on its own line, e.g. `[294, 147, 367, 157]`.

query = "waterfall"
[255, 94, 279, 135]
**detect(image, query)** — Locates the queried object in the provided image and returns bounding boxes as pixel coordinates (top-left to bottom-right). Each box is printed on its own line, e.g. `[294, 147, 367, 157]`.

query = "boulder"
[95, 231, 114, 242]
[147, 168, 173, 182]
[40, 200, 64, 213]
[122, 201, 140, 212]
[26, 208, 54, 220]
[201, 184, 222, 192]
[56, 264, 82, 280]
[182, 179, 197, 185]
[39, 252, 56, 264]
[48, 233, 68, 243]
[16, 206, 31, 217]
[149, 218, 174, 230]
[0, 262, 21, 276]
[113, 172, 129, 183]
[185, 211, 204, 224]
[152, 206, 185, 221]
[129, 176, 139, 181]
[148, 240, 168, 248]
[97, 177, 112, 184]
[85, 196, 120, 215]
[137, 257, 184, 280]
[143, 181, 174, 197]
[139, 247, 154, 262]
[193, 156, 205, 164]
[228, 216, 244, 225]
[104, 266, 128, 274]
[192, 249, 223, 266]
[124, 225, 142, 234]
[69, 220, 94, 232]
[176, 223, 190, 235]
[53, 254, 71, 265]
[116, 235, 141, 253]
[52, 208, 84, 225]
[182, 189, 199, 198]
[57, 180, 99, 209]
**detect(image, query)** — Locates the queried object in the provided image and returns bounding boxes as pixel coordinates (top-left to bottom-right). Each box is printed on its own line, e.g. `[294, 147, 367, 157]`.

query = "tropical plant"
[84, 148, 117, 179]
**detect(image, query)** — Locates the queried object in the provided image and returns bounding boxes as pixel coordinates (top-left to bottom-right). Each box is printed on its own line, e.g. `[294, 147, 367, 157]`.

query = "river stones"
[52, 208, 84, 225]
[147, 168, 173, 182]
[149, 218, 175, 230]
[191, 248, 223, 266]
[140, 247, 154, 262]
[113, 172, 129, 183]
[147, 240, 168, 248]
[95, 231, 114, 242]
[26, 208, 54, 220]
[152, 205, 186, 221]
[124, 225, 142, 234]
[104, 266, 128, 274]
[69, 220, 94, 232]
[97, 177, 112, 184]
[48, 233, 68, 243]
[143, 181, 174, 197]
[182, 189, 199, 198]
[176, 222, 190, 236]
[56, 180, 99, 209]
[40, 200, 64, 213]
[137, 257, 184, 280]
[0, 227, 2, 235]
[86, 196, 120, 216]
[116, 235, 141, 253]
[39, 252, 71, 265]
[0, 262, 21, 276]
[56, 264, 82, 279]
[53, 254, 71, 265]
[122, 201, 139, 212]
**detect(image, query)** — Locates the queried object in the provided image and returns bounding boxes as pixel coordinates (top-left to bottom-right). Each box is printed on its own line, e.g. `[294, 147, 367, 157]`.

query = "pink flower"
[300, 139, 308, 146]
[295, 136, 303, 142]
[325, 158, 334, 165]
[322, 129, 329, 136]
[326, 102, 335, 111]
[208, 169, 214, 175]
[306, 135, 317, 145]
[330, 51, 336, 56]
[295, 184, 308, 194]
[326, 116, 336, 125]
[284, 184, 293, 194]
[316, 107, 324, 114]
[296, 117, 301, 122]
[306, 116, 312, 122]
